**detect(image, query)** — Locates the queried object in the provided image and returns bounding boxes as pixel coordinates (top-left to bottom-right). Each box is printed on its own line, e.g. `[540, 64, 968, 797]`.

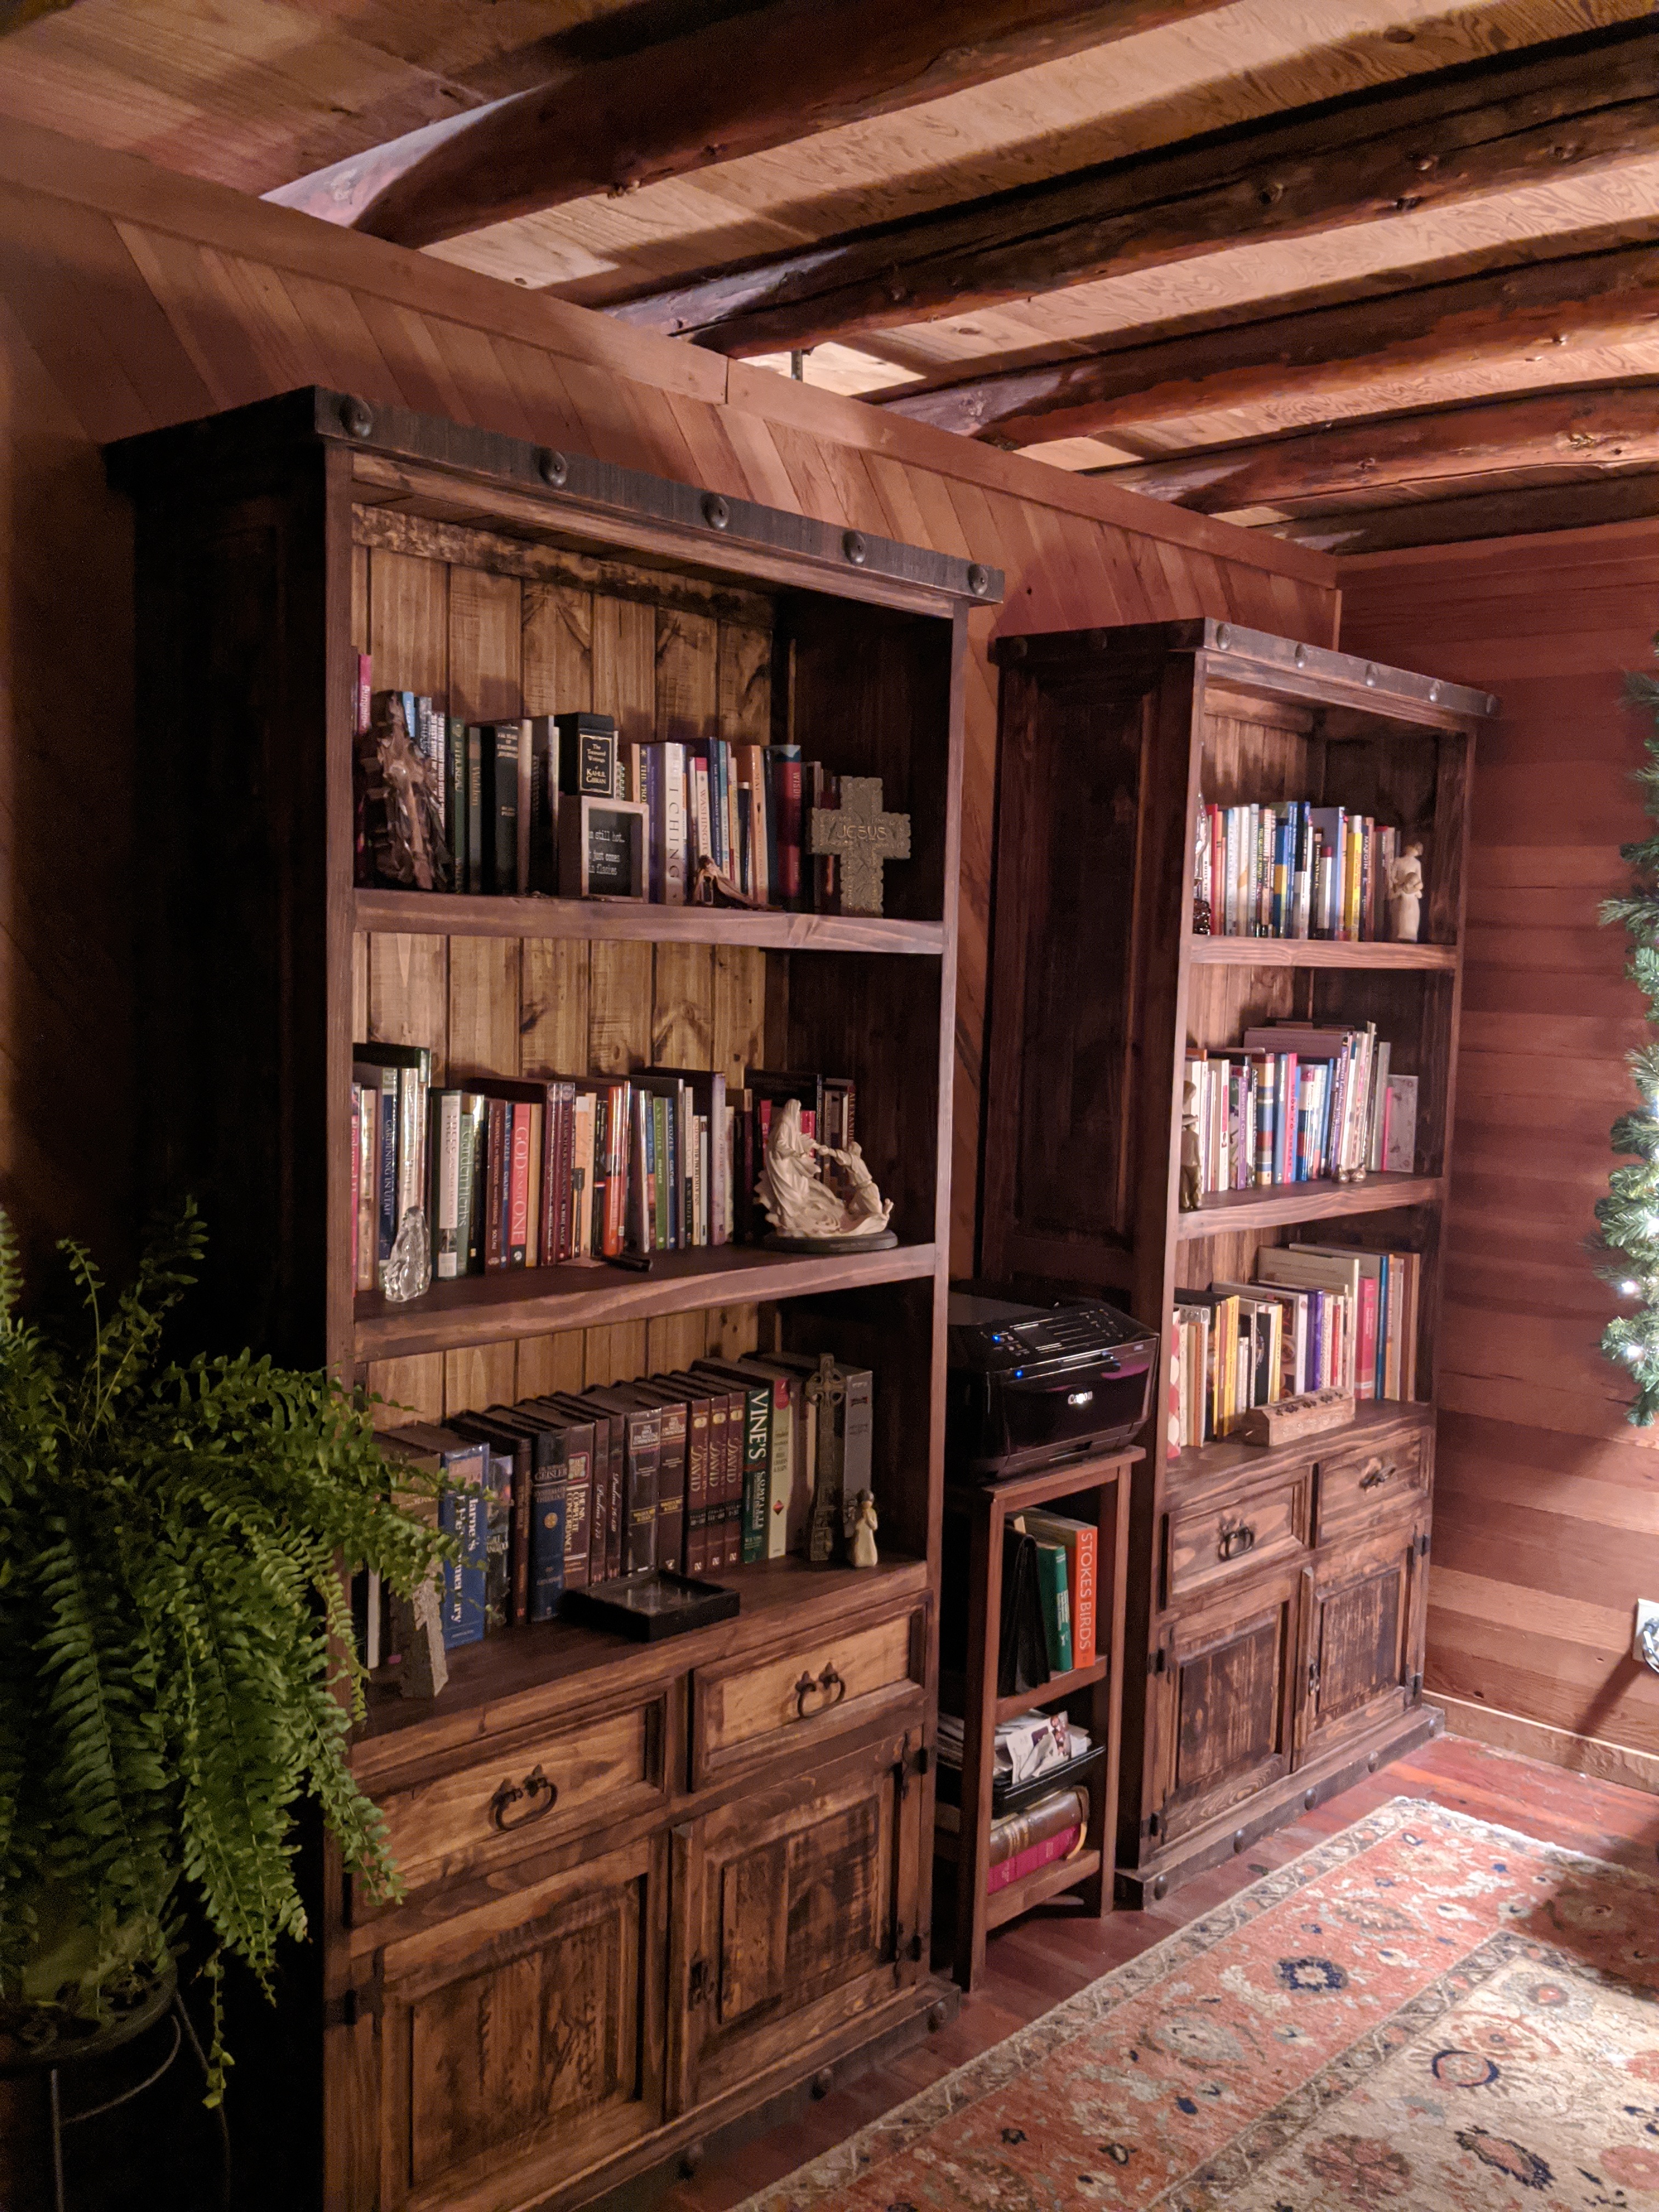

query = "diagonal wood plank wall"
[1342, 523, 1659, 1765]
[0, 119, 1336, 1286]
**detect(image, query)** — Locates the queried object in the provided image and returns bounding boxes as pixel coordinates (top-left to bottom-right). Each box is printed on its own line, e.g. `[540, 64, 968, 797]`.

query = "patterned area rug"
[738, 1799, 1659, 2212]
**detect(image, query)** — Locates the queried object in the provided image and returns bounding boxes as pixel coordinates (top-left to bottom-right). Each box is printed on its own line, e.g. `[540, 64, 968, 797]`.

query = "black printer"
[946, 1289, 1160, 1478]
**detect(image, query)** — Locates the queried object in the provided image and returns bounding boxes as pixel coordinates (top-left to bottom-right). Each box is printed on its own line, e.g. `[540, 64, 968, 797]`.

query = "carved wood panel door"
[372, 1829, 668, 2212]
[1295, 1520, 1428, 1767]
[1147, 1564, 1302, 1849]
[672, 1724, 926, 2114]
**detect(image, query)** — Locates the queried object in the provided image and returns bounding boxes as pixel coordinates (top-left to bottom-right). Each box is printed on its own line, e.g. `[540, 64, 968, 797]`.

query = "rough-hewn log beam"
[1279, 472, 1659, 555]
[1094, 385, 1659, 512]
[607, 19, 1659, 356]
[264, 0, 1210, 245]
[878, 241, 1659, 447]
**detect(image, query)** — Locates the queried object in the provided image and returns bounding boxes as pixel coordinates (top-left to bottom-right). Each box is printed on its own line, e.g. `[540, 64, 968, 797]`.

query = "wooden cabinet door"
[674, 1724, 926, 2113]
[1296, 1520, 1428, 1767]
[1147, 1566, 1302, 1849]
[368, 1830, 668, 2212]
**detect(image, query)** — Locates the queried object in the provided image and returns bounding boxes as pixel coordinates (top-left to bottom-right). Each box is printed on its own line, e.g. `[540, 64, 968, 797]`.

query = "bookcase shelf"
[1186, 936, 1456, 972]
[106, 385, 1002, 2208]
[353, 1239, 939, 1358]
[354, 887, 946, 956]
[1176, 1172, 1443, 1240]
[983, 616, 1481, 1910]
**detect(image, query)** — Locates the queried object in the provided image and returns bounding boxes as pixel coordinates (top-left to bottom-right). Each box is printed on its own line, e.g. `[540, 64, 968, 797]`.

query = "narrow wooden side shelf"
[938, 1448, 1137, 1990]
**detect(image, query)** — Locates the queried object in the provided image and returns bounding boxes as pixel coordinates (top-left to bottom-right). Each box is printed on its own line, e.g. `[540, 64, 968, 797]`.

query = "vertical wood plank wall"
[1342, 522, 1659, 1767]
[0, 117, 1336, 1293]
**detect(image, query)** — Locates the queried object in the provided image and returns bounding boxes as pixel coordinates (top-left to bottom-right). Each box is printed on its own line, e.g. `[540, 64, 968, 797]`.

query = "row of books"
[1172, 1242, 1423, 1447]
[1184, 1023, 1417, 1198]
[370, 1348, 874, 1655]
[355, 660, 848, 909]
[1010, 1507, 1099, 1674]
[350, 1043, 856, 1287]
[1195, 799, 1403, 940]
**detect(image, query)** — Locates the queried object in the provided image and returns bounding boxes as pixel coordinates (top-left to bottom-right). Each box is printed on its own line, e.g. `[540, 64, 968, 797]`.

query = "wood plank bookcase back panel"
[103, 388, 1002, 2212]
[980, 621, 1493, 1906]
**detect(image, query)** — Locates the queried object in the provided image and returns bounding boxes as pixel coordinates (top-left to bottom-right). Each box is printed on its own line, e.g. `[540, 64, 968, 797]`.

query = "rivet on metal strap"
[703, 493, 730, 530]
[843, 529, 868, 566]
[538, 449, 568, 488]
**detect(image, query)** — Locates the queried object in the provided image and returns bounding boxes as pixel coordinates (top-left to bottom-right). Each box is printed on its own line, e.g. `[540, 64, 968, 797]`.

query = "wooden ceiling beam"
[1279, 472, 1659, 554]
[607, 18, 1659, 355]
[1092, 383, 1659, 512]
[878, 240, 1659, 446]
[264, 0, 1212, 246]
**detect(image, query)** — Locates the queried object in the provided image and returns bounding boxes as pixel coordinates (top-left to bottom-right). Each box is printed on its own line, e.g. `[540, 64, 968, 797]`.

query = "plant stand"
[0, 1973, 228, 2212]
[936, 1447, 1138, 1989]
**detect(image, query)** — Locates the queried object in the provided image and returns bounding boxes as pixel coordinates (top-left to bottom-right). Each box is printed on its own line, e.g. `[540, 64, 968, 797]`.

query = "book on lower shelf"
[1173, 1244, 1421, 1444]
[935, 1783, 1090, 1894]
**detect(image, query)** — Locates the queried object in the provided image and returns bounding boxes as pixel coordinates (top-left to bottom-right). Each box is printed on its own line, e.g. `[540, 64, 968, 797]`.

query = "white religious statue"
[757, 1098, 894, 1242]
[1387, 841, 1425, 943]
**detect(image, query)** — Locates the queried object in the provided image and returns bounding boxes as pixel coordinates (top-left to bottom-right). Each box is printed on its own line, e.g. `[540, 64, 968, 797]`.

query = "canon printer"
[946, 1288, 1160, 1478]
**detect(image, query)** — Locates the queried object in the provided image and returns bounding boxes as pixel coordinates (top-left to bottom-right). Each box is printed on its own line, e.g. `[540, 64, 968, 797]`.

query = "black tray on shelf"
[559, 1568, 738, 1641]
[934, 1740, 1105, 1816]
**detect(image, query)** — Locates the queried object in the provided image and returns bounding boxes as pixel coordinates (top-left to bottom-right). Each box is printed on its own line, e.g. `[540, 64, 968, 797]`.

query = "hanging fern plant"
[0, 1204, 447, 2096]
[1597, 668, 1659, 1423]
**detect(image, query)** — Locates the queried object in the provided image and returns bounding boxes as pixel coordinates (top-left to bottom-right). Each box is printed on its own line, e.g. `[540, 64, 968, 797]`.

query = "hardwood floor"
[664, 1731, 1659, 2211]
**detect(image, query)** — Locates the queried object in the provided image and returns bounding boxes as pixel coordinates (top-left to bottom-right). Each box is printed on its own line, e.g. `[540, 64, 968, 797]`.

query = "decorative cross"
[808, 776, 912, 916]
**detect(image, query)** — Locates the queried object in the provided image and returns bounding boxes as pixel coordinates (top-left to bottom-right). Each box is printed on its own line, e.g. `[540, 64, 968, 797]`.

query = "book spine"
[484, 1099, 507, 1269]
[465, 727, 483, 894]
[986, 1824, 1082, 1897]
[494, 723, 521, 895]
[764, 1378, 790, 1560]
[842, 1367, 874, 1509]
[654, 1398, 687, 1574]
[770, 747, 803, 905]
[661, 741, 687, 904]
[627, 1409, 661, 1575]
[528, 1443, 567, 1623]
[607, 1418, 624, 1582]
[684, 1402, 710, 1575]
[376, 1068, 398, 1263]
[436, 1092, 462, 1278]
[508, 1104, 531, 1266]
[740, 1384, 770, 1566]
[1035, 1542, 1073, 1672]
[704, 1400, 730, 1565]
[527, 716, 556, 895]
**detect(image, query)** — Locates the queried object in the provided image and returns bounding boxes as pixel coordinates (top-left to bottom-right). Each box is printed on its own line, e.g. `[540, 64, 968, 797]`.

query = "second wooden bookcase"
[980, 619, 1494, 1904]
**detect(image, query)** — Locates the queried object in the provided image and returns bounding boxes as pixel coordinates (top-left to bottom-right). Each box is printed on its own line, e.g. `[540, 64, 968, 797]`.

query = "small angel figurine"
[1179, 1079, 1203, 1211]
[1387, 842, 1424, 943]
[847, 1489, 879, 1570]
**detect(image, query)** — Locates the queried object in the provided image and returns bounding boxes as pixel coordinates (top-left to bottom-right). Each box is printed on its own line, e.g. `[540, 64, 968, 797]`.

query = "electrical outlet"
[1635, 1600, 1659, 1670]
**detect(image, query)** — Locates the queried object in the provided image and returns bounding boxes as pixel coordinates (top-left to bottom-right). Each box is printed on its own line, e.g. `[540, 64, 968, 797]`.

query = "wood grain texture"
[0, 115, 1333, 1314]
[1341, 526, 1659, 1762]
[610, 19, 1659, 356]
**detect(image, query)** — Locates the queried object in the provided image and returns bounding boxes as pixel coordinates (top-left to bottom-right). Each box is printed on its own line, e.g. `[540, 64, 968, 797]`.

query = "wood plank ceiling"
[5, 0, 1659, 551]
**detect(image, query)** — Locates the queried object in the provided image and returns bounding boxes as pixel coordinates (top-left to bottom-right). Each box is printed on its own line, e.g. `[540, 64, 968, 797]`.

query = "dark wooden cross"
[808, 776, 911, 916]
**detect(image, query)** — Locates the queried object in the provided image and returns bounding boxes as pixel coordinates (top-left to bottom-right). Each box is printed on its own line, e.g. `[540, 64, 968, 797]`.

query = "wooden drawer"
[362, 1692, 670, 1915]
[1166, 1470, 1311, 1602]
[691, 1602, 926, 1787]
[1317, 1430, 1429, 1543]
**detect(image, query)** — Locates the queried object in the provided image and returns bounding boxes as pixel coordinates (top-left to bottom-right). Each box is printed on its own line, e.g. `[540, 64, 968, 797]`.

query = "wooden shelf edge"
[1186, 936, 1456, 972]
[354, 1240, 940, 1358]
[354, 888, 945, 956]
[1177, 1172, 1443, 1238]
[984, 1846, 1101, 1929]
[994, 1656, 1111, 1724]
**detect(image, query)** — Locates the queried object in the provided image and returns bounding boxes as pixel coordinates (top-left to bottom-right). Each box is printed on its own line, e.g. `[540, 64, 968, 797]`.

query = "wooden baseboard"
[1437, 1692, 1659, 1797]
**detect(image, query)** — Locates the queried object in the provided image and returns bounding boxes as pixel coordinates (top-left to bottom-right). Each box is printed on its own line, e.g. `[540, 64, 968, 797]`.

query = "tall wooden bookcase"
[104, 388, 1001, 2212]
[981, 620, 1493, 1906]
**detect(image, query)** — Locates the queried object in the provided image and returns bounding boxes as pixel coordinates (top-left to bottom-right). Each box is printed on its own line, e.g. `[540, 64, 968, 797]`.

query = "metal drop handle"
[488, 1762, 558, 1831]
[793, 1663, 848, 1719]
[1359, 1460, 1396, 1491]
[1218, 1521, 1256, 1562]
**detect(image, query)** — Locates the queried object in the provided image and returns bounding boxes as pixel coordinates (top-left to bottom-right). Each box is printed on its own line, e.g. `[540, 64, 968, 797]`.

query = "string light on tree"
[1594, 667, 1659, 1423]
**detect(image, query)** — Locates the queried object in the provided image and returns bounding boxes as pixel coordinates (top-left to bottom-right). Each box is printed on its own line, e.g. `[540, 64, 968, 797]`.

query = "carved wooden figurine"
[1179, 1079, 1203, 1211]
[1388, 841, 1424, 942]
[847, 1489, 879, 1569]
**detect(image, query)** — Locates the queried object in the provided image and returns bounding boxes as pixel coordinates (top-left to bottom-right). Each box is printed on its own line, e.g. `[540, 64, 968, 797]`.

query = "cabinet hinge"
[1148, 1646, 1167, 1677]
[910, 1930, 927, 1964]
[916, 1744, 932, 1778]
[1141, 1809, 1163, 1840]
[688, 1957, 712, 2008]
[1307, 1656, 1322, 1696]
[325, 1977, 383, 2032]
[1409, 1671, 1424, 1699]
[1415, 1531, 1431, 1560]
